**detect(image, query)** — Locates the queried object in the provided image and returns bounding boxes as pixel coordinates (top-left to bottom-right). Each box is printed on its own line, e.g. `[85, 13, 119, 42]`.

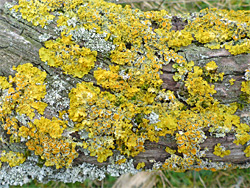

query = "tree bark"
[1, 0, 250, 186]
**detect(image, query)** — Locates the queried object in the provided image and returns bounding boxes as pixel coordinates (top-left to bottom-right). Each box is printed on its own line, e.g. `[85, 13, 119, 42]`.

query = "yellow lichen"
[116, 158, 126, 165]
[0, 63, 47, 136]
[5, 0, 250, 171]
[39, 34, 97, 78]
[0, 150, 26, 167]
[136, 162, 145, 170]
[234, 123, 250, 145]
[229, 78, 235, 85]
[165, 147, 176, 154]
[213, 143, 231, 158]
[203, 61, 224, 82]
[0, 76, 11, 89]
[25, 132, 78, 169]
[244, 145, 250, 157]
[33, 117, 67, 139]
[204, 61, 218, 71]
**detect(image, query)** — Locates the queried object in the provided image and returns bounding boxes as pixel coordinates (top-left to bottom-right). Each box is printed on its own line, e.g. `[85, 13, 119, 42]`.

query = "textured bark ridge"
[1, 0, 250, 186]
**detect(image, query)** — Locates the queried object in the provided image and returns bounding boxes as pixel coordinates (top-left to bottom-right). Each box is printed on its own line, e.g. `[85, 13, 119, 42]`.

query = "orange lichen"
[25, 133, 78, 169]
[0, 63, 47, 136]
[67, 81, 179, 161]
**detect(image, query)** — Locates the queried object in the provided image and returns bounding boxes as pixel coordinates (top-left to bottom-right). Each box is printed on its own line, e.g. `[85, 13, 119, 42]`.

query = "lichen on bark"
[0, 0, 250, 185]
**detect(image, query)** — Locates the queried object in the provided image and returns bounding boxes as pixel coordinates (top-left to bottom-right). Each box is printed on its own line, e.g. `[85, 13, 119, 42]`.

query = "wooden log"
[0, 0, 250, 185]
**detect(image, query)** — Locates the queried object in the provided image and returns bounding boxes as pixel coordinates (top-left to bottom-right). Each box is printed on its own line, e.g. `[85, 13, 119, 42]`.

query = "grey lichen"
[43, 75, 72, 113]
[38, 33, 52, 42]
[69, 27, 116, 53]
[0, 156, 138, 186]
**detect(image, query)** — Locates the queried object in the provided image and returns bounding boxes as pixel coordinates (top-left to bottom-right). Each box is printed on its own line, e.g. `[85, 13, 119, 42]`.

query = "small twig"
[228, 0, 232, 10]
[199, 174, 207, 188]
[157, 0, 166, 10]
[193, 171, 196, 188]
[143, 1, 155, 10]
[202, 0, 214, 8]
[235, 176, 243, 188]
[17, 55, 23, 64]
[195, 2, 202, 9]
[158, 171, 166, 188]
[52, 181, 59, 188]
[130, 2, 136, 8]
[19, 28, 24, 35]
[162, 171, 174, 188]
[216, 176, 222, 188]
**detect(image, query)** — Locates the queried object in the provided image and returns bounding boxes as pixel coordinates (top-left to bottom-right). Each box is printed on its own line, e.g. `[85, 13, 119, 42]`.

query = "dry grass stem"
[199, 174, 207, 188]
